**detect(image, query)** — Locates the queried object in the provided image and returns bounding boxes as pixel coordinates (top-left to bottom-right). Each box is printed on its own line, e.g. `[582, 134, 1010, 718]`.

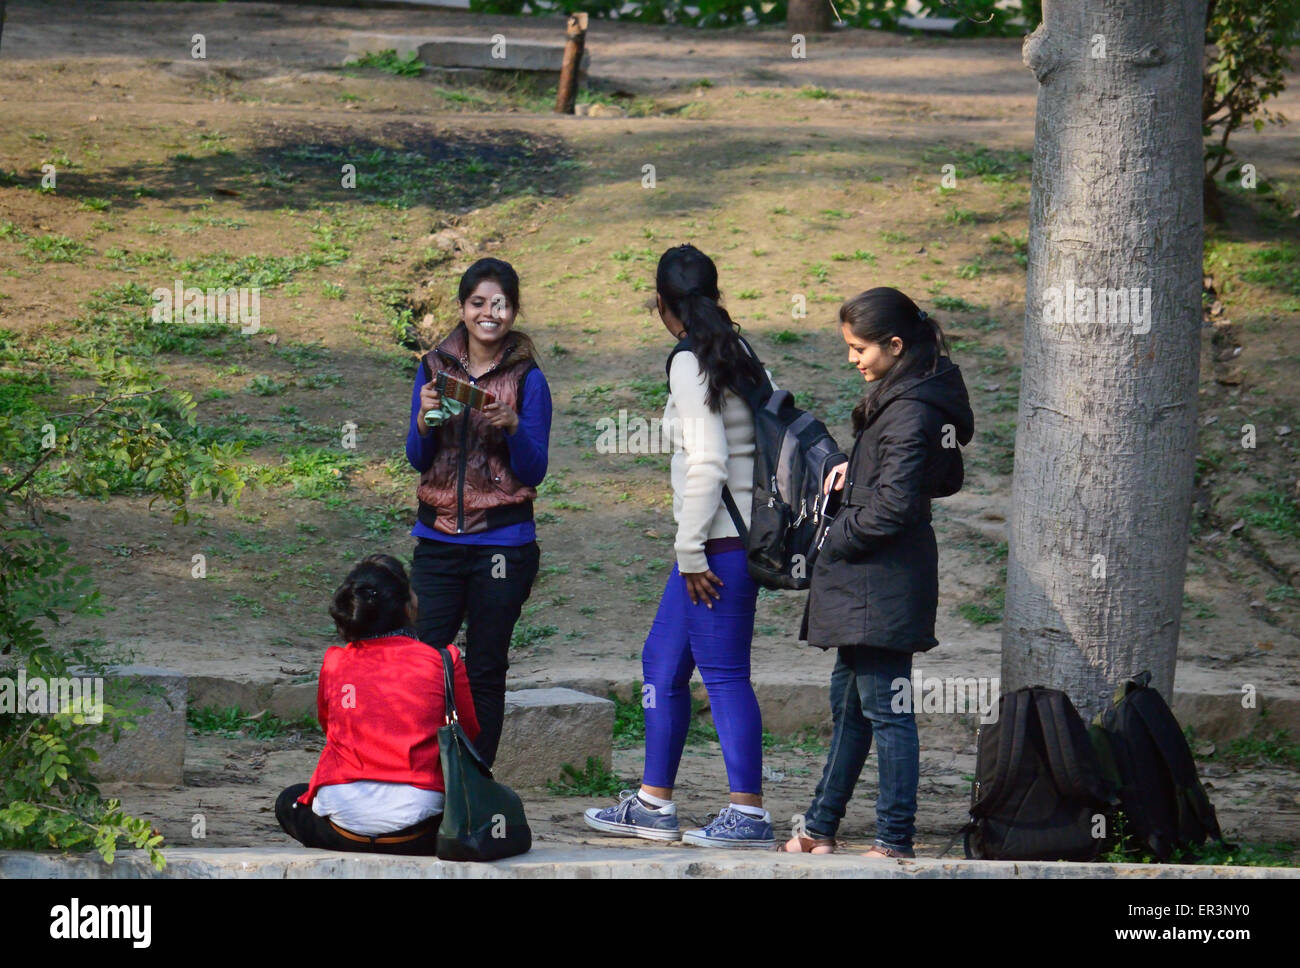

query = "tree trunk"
[788, 0, 831, 35]
[1003, 0, 1207, 721]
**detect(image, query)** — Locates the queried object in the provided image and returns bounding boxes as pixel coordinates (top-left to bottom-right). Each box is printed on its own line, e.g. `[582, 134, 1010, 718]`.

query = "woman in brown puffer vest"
[404, 258, 552, 766]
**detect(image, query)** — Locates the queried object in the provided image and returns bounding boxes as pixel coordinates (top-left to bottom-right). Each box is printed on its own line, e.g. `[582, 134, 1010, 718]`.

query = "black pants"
[411, 538, 541, 767]
[275, 784, 441, 856]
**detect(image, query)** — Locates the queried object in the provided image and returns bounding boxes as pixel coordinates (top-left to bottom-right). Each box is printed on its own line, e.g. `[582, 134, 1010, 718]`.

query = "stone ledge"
[347, 32, 590, 73]
[2, 846, 1295, 880]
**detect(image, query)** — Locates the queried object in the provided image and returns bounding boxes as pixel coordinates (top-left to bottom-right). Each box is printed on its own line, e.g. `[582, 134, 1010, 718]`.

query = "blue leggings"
[641, 547, 763, 794]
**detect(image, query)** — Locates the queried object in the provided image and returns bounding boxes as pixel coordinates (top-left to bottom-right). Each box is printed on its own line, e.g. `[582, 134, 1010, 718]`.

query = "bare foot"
[780, 835, 834, 854]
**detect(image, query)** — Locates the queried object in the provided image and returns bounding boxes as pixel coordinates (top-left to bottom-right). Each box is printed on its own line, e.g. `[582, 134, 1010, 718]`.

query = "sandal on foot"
[863, 844, 914, 859]
[778, 835, 836, 854]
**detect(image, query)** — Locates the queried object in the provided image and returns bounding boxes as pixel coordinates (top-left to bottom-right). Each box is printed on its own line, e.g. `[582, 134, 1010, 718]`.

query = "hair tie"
[918, 309, 929, 322]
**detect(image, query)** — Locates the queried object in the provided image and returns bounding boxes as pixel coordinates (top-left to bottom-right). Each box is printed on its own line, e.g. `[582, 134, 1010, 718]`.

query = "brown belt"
[328, 817, 436, 845]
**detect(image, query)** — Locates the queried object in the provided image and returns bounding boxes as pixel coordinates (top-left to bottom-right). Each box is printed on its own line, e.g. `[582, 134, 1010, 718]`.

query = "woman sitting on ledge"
[275, 554, 479, 855]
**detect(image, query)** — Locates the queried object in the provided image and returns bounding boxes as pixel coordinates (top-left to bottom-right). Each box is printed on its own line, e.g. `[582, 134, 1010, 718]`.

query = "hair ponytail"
[657, 245, 765, 412]
[840, 288, 948, 435]
[329, 553, 413, 643]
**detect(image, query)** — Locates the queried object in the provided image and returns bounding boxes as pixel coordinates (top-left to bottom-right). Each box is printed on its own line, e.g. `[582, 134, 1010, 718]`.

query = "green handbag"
[434, 647, 532, 861]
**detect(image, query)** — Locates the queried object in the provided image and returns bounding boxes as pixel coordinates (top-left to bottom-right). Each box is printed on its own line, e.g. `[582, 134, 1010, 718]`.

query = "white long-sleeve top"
[664, 350, 760, 574]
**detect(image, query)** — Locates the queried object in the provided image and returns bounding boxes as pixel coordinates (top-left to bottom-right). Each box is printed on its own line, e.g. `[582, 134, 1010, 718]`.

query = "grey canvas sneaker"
[584, 790, 682, 842]
[681, 805, 775, 849]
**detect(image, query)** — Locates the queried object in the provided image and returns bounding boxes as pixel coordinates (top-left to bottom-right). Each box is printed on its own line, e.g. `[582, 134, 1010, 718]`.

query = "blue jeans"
[641, 546, 762, 794]
[804, 647, 919, 851]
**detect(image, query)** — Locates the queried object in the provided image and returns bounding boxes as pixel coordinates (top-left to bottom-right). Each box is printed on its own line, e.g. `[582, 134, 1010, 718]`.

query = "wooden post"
[554, 12, 588, 115]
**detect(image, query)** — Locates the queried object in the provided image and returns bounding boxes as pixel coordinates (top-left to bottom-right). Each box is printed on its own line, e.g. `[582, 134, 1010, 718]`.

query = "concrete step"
[346, 32, 589, 75]
[2, 846, 1295, 879]
[185, 668, 1300, 754]
[98, 673, 612, 789]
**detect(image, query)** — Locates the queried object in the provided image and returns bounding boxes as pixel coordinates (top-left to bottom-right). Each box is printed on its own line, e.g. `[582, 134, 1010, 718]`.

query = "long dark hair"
[455, 257, 538, 361]
[656, 244, 765, 413]
[458, 257, 521, 313]
[329, 554, 412, 643]
[840, 287, 949, 434]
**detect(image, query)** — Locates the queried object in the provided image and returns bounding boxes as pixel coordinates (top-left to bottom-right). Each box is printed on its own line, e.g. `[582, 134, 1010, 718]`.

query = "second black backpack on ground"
[964, 686, 1116, 861]
[1089, 671, 1227, 862]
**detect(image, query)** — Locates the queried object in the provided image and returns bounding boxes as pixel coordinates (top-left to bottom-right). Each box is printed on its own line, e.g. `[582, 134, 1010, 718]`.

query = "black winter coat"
[801, 357, 974, 653]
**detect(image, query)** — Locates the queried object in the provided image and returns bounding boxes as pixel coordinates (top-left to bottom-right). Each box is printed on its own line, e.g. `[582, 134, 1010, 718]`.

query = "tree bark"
[788, 0, 832, 35]
[1003, 0, 1207, 721]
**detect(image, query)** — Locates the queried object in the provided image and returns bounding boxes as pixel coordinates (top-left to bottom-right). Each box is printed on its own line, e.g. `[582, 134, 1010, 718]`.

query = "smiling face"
[460, 280, 516, 347]
[841, 323, 903, 382]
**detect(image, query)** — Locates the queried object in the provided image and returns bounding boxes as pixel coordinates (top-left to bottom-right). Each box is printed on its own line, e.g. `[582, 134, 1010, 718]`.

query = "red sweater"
[298, 636, 480, 807]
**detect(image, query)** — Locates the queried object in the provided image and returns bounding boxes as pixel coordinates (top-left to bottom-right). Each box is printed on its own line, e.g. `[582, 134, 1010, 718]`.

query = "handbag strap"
[435, 646, 459, 726]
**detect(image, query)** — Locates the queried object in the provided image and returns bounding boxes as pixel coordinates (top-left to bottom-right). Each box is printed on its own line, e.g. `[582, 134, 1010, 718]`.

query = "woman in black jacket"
[782, 287, 973, 857]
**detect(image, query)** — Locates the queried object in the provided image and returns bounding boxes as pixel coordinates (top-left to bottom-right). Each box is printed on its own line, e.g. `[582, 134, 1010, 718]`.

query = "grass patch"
[258, 447, 360, 499]
[346, 49, 425, 77]
[188, 705, 320, 739]
[1240, 490, 1300, 538]
[546, 756, 624, 797]
[511, 622, 559, 648]
[1222, 717, 1300, 769]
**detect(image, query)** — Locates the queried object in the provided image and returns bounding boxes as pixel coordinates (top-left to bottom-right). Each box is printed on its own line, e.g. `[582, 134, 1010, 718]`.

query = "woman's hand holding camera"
[417, 383, 443, 436]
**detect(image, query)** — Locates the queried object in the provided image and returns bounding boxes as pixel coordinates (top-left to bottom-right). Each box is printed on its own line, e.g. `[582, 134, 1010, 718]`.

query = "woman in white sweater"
[584, 244, 774, 848]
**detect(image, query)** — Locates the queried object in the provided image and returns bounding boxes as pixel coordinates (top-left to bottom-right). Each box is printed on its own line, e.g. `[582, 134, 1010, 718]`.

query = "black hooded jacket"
[802, 357, 975, 652]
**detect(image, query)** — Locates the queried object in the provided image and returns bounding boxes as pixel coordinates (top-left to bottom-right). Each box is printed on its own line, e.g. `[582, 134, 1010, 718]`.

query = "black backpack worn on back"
[1089, 671, 1228, 862]
[963, 686, 1117, 861]
[667, 335, 845, 590]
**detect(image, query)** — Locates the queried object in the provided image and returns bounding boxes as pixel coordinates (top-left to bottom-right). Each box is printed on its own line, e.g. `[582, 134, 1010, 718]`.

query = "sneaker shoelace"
[612, 790, 638, 822]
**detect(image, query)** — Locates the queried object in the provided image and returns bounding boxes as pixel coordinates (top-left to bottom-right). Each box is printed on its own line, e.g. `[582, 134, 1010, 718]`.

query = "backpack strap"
[1034, 690, 1103, 803]
[971, 688, 1030, 815]
[720, 484, 749, 545]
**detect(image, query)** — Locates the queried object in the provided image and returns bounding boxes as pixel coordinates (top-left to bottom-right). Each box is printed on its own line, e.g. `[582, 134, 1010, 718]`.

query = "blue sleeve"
[405, 363, 438, 473]
[504, 367, 551, 487]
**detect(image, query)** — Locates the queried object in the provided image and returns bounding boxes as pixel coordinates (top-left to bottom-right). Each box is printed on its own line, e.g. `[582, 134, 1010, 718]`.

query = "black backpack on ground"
[1089, 671, 1228, 862]
[667, 335, 845, 590]
[962, 686, 1117, 861]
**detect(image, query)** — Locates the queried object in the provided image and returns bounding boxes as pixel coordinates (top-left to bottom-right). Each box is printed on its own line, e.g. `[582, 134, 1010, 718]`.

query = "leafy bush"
[468, 0, 1033, 34]
[0, 351, 248, 867]
[1203, 0, 1300, 205]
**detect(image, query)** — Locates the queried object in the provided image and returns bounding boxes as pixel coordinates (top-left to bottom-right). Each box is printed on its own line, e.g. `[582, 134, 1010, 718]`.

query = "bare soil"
[2, 1, 1299, 859]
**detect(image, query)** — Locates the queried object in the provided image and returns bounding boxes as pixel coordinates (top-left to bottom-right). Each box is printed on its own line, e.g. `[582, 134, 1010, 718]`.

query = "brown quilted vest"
[415, 325, 538, 535]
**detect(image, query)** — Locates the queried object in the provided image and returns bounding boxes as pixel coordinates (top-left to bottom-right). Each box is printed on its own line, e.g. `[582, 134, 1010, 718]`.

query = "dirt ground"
[2, 2, 1299, 860]
[103, 727, 1300, 860]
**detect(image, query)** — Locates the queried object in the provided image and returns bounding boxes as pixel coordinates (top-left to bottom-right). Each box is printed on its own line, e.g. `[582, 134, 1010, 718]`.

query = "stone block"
[347, 33, 589, 74]
[492, 688, 613, 788]
[90, 666, 187, 786]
